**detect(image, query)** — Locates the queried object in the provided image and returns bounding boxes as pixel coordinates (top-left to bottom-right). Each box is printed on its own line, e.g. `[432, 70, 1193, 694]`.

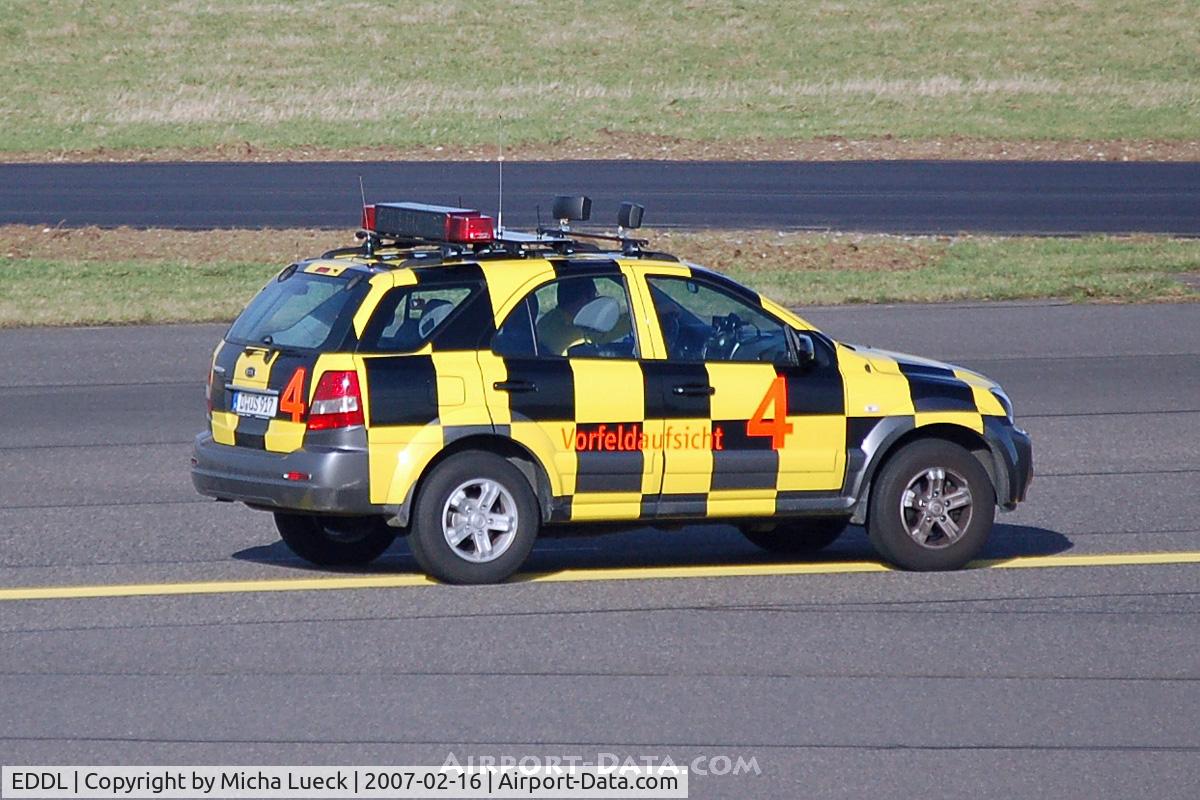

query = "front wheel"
[408, 452, 540, 584]
[867, 439, 995, 571]
[741, 517, 848, 554]
[274, 513, 397, 566]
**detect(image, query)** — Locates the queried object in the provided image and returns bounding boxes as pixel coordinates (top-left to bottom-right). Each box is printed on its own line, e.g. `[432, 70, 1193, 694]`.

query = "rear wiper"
[250, 334, 306, 357]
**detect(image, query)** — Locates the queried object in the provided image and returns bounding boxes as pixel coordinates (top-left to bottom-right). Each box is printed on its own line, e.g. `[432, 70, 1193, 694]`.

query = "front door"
[638, 272, 846, 518]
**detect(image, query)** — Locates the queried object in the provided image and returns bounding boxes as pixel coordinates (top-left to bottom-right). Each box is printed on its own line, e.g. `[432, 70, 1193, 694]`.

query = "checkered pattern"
[210, 256, 1009, 522]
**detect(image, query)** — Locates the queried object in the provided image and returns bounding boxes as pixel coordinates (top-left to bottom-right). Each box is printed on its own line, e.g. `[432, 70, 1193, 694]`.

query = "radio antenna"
[497, 116, 505, 234]
[357, 175, 374, 257]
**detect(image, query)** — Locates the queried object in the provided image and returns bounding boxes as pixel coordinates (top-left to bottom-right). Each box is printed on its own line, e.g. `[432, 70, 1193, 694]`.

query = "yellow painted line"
[1, 551, 1199, 603]
[974, 551, 1200, 569]
[520, 560, 891, 583]
[0, 574, 436, 602]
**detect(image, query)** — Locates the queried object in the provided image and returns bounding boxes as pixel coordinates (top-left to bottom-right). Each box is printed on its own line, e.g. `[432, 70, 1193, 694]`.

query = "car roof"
[314, 251, 690, 279]
[295, 196, 819, 331]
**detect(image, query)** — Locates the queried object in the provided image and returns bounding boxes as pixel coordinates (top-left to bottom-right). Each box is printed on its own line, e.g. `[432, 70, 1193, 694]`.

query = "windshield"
[225, 268, 369, 351]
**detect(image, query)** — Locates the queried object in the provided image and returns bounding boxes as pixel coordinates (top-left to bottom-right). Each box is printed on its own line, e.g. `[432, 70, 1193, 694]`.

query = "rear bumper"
[191, 429, 374, 514]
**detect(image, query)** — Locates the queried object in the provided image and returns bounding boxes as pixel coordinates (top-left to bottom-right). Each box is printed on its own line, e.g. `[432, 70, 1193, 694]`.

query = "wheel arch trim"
[847, 418, 1008, 525]
[385, 433, 554, 527]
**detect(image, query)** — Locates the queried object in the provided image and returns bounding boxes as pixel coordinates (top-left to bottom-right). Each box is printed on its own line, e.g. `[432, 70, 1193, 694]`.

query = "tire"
[274, 513, 397, 566]
[867, 439, 995, 571]
[741, 517, 848, 554]
[408, 452, 539, 584]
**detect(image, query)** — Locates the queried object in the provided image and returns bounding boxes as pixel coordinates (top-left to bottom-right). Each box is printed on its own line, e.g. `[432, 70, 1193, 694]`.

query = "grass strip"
[1, 227, 1195, 327]
[1, 1, 1197, 156]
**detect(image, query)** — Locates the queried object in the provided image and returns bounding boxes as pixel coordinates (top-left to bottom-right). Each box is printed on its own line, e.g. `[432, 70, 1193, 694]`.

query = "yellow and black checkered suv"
[192, 198, 1032, 583]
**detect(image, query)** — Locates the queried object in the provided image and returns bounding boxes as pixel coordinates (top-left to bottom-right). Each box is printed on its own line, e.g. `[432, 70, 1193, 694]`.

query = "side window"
[359, 285, 474, 352]
[491, 295, 538, 357]
[646, 276, 789, 363]
[493, 274, 638, 359]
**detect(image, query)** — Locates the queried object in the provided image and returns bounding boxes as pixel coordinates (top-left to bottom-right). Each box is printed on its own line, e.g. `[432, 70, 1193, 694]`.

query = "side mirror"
[793, 332, 816, 366]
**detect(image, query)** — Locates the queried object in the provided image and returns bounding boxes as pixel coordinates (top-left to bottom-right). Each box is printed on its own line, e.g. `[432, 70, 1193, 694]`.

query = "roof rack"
[334, 196, 661, 263]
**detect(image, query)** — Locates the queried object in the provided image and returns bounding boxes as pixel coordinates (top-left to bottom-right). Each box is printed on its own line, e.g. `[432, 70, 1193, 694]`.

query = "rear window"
[225, 268, 369, 351]
[359, 284, 476, 352]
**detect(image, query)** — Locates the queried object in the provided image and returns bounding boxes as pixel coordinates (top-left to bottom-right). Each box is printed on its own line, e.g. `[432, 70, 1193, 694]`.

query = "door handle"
[494, 380, 537, 393]
[672, 383, 715, 397]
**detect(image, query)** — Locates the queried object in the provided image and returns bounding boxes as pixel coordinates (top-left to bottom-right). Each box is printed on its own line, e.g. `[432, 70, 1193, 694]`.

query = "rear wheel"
[408, 452, 539, 584]
[741, 517, 848, 554]
[274, 513, 397, 566]
[867, 439, 995, 571]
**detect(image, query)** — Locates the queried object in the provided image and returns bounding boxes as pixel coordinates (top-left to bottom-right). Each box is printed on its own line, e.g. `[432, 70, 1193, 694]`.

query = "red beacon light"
[367, 202, 494, 244]
[445, 212, 494, 242]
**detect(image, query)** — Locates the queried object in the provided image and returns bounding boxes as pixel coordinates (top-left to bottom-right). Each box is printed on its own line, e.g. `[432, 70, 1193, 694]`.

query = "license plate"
[232, 390, 278, 419]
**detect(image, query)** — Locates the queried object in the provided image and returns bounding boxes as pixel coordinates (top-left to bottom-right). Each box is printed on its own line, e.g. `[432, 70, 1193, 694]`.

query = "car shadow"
[970, 522, 1074, 565]
[231, 522, 1072, 577]
[231, 539, 421, 574]
[515, 522, 1072, 576]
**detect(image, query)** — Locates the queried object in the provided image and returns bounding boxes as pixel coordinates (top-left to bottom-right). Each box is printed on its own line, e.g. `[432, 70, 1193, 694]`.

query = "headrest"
[572, 296, 620, 334]
[418, 301, 454, 338]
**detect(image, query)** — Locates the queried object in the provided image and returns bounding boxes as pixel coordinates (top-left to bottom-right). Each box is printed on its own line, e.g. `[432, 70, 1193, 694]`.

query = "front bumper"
[984, 416, 1033, 510]
[191, 428, 374, 514]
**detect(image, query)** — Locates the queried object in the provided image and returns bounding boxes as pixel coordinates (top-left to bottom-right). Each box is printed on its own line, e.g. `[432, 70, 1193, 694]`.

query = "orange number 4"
[746, 375, 793, 449]
[280, 367, 307, 422]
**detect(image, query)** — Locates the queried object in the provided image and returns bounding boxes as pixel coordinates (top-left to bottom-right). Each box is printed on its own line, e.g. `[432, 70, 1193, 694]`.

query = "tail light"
[307, 370, 364, 430]
[205, 369, 214, 415]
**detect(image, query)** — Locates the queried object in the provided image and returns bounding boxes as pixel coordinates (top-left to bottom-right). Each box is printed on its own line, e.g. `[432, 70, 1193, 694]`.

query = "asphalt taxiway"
[3, 160, 1199, 234]
[1, 301, 1198, 799]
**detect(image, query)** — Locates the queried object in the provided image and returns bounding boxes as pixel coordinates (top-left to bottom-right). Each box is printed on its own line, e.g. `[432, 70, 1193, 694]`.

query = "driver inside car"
[536, 277, 632, 356]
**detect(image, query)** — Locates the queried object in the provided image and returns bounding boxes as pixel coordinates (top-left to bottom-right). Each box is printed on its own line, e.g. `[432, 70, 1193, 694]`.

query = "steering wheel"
[703, 313, 743, 360]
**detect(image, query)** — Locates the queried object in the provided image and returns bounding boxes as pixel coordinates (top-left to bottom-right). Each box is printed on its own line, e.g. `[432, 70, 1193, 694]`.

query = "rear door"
[484, 264, 664, 522]
[353, 267, 495, 506]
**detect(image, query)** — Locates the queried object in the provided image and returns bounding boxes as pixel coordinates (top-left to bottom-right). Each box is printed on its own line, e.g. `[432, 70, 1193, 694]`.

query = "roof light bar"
[371, 202, 494, 244]
[350, 195, 651, 260]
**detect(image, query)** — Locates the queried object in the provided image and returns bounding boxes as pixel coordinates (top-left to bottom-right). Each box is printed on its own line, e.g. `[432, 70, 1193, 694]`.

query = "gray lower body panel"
[988, 417, 1034, 508]
[191, 430, 374, 514]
